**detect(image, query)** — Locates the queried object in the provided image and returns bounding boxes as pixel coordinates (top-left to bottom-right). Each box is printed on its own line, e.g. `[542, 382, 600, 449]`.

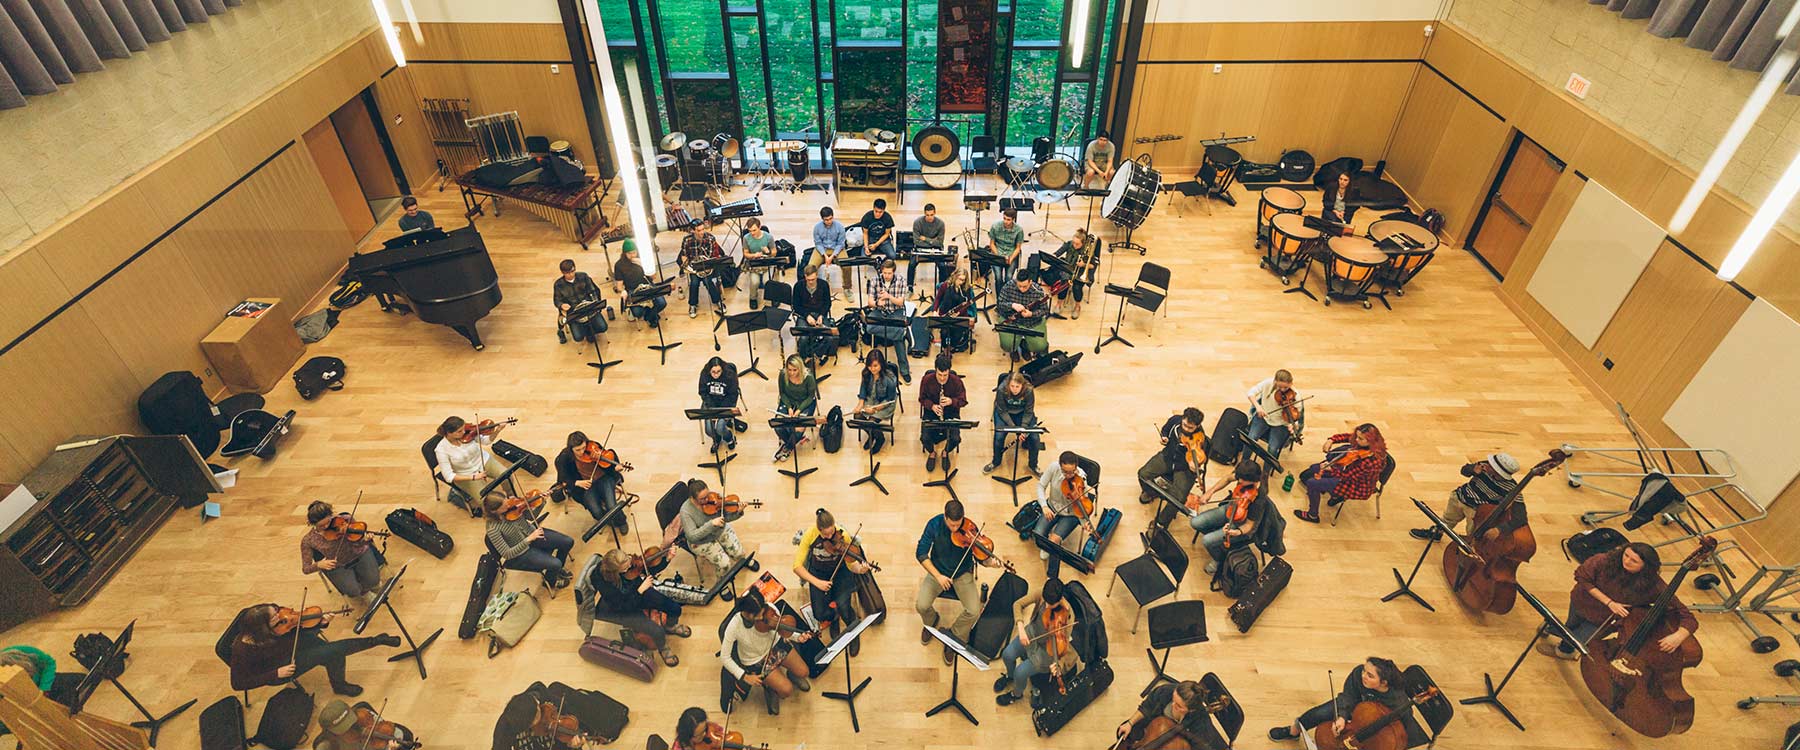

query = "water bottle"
[1282, 473, 1295, 492]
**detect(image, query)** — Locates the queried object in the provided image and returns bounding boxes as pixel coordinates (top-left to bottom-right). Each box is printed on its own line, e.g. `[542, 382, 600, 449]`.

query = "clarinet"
[1001, 291, 1050, 325]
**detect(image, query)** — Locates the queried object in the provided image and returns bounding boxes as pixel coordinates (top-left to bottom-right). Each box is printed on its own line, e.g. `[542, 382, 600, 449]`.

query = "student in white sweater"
[720, 593, 812, 715]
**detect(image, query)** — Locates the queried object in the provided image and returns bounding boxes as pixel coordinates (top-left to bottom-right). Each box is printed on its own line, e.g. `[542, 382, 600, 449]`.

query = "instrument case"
[580, 636, 657, 682]
[249, 683, 313, 750]
[1030, 659, 1114, 736]
[199, 695, 248, 750]
[492, 439, 548, 477]
[1228, 555, 1293, 633]
[458, 552, 502, 639]
[1207, 408, 1249, 465]
[386, 507, 454, 559]
[1079, 507, 1123, 563]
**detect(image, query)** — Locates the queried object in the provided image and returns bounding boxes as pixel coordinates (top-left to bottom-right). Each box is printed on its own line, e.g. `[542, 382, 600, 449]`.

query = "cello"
[1579, 537, 1714, 738]
[1441, 450, 1569, 614]
[1313, 670, 1438, 750]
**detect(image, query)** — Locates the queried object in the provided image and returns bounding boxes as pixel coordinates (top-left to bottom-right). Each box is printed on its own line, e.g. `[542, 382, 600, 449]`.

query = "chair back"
[646, 735, 670, 750]
[422, 435, 443, 474]
[763, 280, 793, 308]
[1131, 263, 1171, 312]
[575, 553, 604, 635]
[654, 481, 690, 531]
[1378, 453, 1397, 488]
[1144, 527, 1187, 585]
[1073, 453, 1102, 488]
[1402, 665, 1448, 747]
[1200, 672, 1245, 743]
[525, 135, 552, 154]
[215, 605, 266, 665]
[971, 135, 997, 158]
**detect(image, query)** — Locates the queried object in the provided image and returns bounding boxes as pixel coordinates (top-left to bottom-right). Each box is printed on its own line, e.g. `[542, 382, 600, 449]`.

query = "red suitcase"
[580, 636, 657, 682]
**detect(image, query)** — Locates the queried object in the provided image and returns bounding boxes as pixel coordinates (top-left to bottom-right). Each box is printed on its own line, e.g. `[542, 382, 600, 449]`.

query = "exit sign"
[1566, 73, 1591, 99]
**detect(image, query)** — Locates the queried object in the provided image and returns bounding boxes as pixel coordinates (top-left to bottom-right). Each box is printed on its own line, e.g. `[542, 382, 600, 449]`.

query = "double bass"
[1441, 450, 1569, 614]
[1312, 670, 1439, 750]
[1579, 537, 1714, 738]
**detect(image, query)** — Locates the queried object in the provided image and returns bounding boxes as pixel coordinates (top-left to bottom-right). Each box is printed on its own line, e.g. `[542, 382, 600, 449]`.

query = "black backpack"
[820, 405, 845, 453]
[1419, 208, 1446, 235]
[292, 356, 346, 400]
[71, 632, 126, 678]
[1211, 546, 1259, 599]
[250, 683, 313, 749]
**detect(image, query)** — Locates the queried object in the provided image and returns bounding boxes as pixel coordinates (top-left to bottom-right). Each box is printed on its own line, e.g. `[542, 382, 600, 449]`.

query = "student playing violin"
[1189, 459, 1275, 572]
[1292, 423, 1387, 524]
[1246, 369, 1303, 462]
[555, 430, 630, 532]
[1268, 657, 1411, 743]
[793, 509, 871, 653]
[671, 707, 712, 750]
[1138, 407, 1206, 506]
[679, 479, 760, 579]
[721, 591, 813, 715]
[226, 604, 399, 697]
[313, 699, 417, 750]
[593, 548, 690, 667]
[915, 500, 1007, 665]
[997, 576, 1080, 707]
[1034, 451, 1092, 563]
[482, 495, 574, 589]
[300, 501, 382, 603]
[434, 415, 513, 506]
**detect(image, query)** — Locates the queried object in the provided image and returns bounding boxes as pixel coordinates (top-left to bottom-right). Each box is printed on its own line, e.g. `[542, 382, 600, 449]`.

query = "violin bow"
[354, 697, 390, 750]
[627, 510, 656, 582]
[1326, 670, 1339, 734]
[825, 522, 869, 582]
[288, 588, 309, 667]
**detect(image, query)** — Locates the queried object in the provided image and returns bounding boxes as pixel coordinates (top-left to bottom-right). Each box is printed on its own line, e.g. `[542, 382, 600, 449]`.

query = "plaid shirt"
[1318, 432, 1386, 501]
[998, 281, 1047, 322]
[680, 233, 723, 264]
[866, 276, 909, 314]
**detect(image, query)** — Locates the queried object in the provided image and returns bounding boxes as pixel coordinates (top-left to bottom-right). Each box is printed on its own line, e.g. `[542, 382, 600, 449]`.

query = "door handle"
[1491, 197, 1530, 228]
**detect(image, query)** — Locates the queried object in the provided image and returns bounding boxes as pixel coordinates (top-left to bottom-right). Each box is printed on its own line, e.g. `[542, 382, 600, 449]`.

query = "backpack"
[292, 356, 346, 400]
[250, 683, 313, 749]
[1211, 546, 1259, 599]
[820, 405, 845, 453]
[478, 589, 542, 657]
[1419, 208, 1446, 235]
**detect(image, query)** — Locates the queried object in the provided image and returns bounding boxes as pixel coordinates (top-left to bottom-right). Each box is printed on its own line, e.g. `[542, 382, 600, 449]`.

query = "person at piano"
[986, 373, 1041, 475]
[866, 259, 912, 384]
[741, 218, 778, 309]
[613, 239, 666, 329]
[790, 264, 835, 365]
[910, 202, 950, 296]
[1083, 133, 1116, 188]
[986, 208, 1025, 286]
[932, 266, 978, 353]
[700, 356, 743, 454]
[555, 430, 630, 532]
[554, 258, 608, 344]
[807, 207, 848, 299]
[997, 269, 1051, 363]
[682, 221, 728, 319]
[919, 352, 968, 473]
[861, 198, 898, 260]
[774, 354, 820, 463]
[1320, 170, 1358, 231]
[854, 348, 900, 454]
[435, 416, 513, 506]
[397, 195, 435, 233]
[1046, 227, 1095, 319]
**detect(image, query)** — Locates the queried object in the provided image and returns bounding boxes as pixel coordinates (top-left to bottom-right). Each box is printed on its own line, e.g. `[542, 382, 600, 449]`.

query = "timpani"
[1323, 236, 1389, 309]
[1266, 212, 1322, 286]
[1367, 219, 1440, 254]
[1256, 187, 1306, 248]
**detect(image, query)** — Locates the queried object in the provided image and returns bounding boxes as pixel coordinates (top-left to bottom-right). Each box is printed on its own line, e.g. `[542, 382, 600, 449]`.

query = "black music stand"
[862, 313, 911, 373]
[685, 407, 739, 487]
[969, 248, 1009, 317]
[817, 612, 882, 733]
[580, 492, 633, 544]
[629, 282, 681, 364]
[924, 626, 989, 726]
[1142, 600, 1209, 696]
[1459, 586, 1585, 731]
[477, 459, 525, 505]
[770, 414, 817, 498]
[65, 620, 193, 746]
[1384, 498, 1465, 612]
[927, 314, 977, 354]
[744, 255, 787, 299]
[995, 322, 1046, 372]
[1034, 528, 1095, 576]
[571, 306, 621, 384]
[354, 563, 440, 680]
[790, 324, 839, 376]
[1096, 283, 1143, 352]
[723, 308, 787, 380]
[847, 416, 893, 494]
[992, 424, 1047, 506]
[921, 419, 979, 501]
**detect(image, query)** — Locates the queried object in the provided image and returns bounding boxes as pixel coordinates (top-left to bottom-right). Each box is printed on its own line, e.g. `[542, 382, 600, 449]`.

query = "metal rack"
[420, 98, 482, 191]
[1562, 404, 1767, 547]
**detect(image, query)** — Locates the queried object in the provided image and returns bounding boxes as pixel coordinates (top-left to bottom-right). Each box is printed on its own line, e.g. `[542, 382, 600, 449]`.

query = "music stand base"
[110, 678, 193, 748]
[924, 656, 978, 726]
[1141, 647, 1177, 697]
[778, 459, 816, 499]
[1283, 285, 1319, 301]
[386, 628, 444, 668]
[699, 450, 736, 488]
[850, 462, 888, 495]
[924, 467, 961, 503]
[1459, 672, 1525, 731]
[1099, 328, 1134, 350]
[823, 655, 872, 733]
[1380, 535, 1439, 612]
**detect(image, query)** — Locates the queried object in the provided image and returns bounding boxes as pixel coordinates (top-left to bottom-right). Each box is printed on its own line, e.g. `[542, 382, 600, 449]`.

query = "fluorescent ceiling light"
[398, 0, 423, 44]
[1718, 147, 1800, 281]
[1069, 0, 1091, 68]
[1671, 3, 1800, 234]
[371, 0, 406, 67]
[585, 0, 656, 276]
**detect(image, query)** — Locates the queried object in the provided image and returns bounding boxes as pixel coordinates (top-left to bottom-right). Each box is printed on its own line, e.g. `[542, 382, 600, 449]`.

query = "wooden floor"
[5, 173, 1795, 750]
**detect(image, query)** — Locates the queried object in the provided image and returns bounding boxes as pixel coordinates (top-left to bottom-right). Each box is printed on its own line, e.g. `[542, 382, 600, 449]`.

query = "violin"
[1179, 427, 1208, 473]
[530, 700, 596, 748]
[499, 490, 549, 522]
[1061, 474, 1096, 519]
[624, 546, 674, 579]
[270, 605, 352, 635]
[694, 722, 766, 750]
[823, 524, 882, 573]
[1314, 687, 1440, 750]
[318, 513, 390, 543]
[1040, 605, 1077, 695]
[1275, 389, 1306, 444]
[697, 491, 762, 516]
[340, 704, 420, 750]
[1443, 450, 1567, 614]
[574, 439, 633, 475]
[1578, 537, 1713, 738]
[456, 417, 517, 442]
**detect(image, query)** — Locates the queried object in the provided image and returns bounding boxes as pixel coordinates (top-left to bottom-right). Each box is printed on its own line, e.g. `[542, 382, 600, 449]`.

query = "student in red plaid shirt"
[1292, 423, 1387, 523]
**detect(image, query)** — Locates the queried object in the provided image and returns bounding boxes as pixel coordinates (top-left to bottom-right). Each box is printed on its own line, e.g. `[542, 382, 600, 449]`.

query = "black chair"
[654, 482, 708, 587]
[1404, 665, 1451, 748]
[526, 135, 552, 154]
[646, 735, 670, 750]
[1330, 453, 1396, 526]
[971, 135, 999, 175]
[1200, 672, 1244, 745]
[216, 603, 294, 708]
[421, 435, 480, 517]
[1105, 526, 1187, 633]
[1129, 262, 1170, 337]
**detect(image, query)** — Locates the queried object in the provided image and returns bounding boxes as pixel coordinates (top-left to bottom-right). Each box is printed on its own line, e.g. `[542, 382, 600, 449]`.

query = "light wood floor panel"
[1, 176, 1794, 750]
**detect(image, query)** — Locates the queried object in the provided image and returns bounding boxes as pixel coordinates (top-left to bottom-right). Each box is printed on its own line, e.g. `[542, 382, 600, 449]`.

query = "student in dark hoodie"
[699, 356, 743, 453]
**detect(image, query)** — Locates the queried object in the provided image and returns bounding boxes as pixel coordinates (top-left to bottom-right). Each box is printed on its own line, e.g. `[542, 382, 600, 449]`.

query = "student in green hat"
[313, 698, 416, 749]
[613, 239, 667, 327]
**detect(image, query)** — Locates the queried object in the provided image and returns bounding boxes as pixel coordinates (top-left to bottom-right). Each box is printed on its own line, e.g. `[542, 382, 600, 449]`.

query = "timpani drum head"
[1328, 236, 1387, 266]
[1204, 145, 1242, 169]
[1259, 186, 1306, 225]
[913, 126, 961, 168]
[1271, 213, 1320, 258]
[1368, 219, 1440, 253]
[1037, 155, 1077, 191]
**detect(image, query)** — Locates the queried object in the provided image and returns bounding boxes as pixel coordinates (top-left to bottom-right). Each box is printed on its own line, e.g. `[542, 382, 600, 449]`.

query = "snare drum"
[1324, 236, 1388, 308]
[654, 154, 679, 187]
[1268, 213, 1321, 279]
[1101, 159, 1162, 229]
[688, 139, 712, 160]
[1037, 155, 1078, 191]
[1367, 219, 1439, 254]
[1257, 186, 1306, 245]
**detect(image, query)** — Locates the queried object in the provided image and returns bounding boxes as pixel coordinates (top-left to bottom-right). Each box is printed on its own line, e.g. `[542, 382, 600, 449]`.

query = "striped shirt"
[1453, 461, 1518, 506]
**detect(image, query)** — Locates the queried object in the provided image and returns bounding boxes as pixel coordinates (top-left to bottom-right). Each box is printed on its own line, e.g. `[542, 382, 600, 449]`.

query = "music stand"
[1458, 586, 1586, 731]
[1142, 600, 1208, 697]
[969, 248, 1010, 316]
[927, 314, 977, 353]
[1033, 528, 1095, 575]
[847, 416, 894, 495]
[477, 459, 525, 504]
[816, 612, 882, 733]
[769, 414, 817, 498]
[840, 255, 881, 309]
[921, 419, 980, 501]
[1383, 498, 1465, 612]
[65, 620, 193, 746]
[994, 322, 1046, 372]
[580, 493, 633, 544]
[723, 308, 787, 380]
[1096, 283, 1143, 352]
[684, 407, 739, 486]
[629, 282, 680, 364]
[790, 324, 839, 376]
[1234, 427, 1283, 476]
[570, 305, 621, 384]
[862, 312, 910, 372]
[992, 425, 1047, 505]
[352, 563, 441, 679]
[1141, 474, 1191, 531]
[924, 626, 991, 726]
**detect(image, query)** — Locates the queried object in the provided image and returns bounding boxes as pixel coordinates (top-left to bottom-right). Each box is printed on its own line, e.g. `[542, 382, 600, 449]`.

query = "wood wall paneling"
[304, 119, 378, 241]
[0, 310, 149, 453]
[1382, 70, 1508, 243]
[1590, 242, 1751, 418]
[74, 243, 230, 396]
[372, 70, 440, 191]
[0, 249, 73, 349]
[330, 98, 403, 203]
[1139, 21, 1428, 62]
[405, 62, 596, 167]
[1420, 23, 1532, 117]
[400, 23, 572, 63]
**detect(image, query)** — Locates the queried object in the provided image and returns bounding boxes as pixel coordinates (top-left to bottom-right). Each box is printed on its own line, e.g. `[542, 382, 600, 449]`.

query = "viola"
[694, 722, 767, 750]
[624, 546, 674, 579]
[948, 518, 1018, 574]
[530, 701, 590, 748]
[1179, 428, 1208, 473]
[318, 513, 390, 543]
[1313, 687, 1439, 750]
[697, 491, 762, 516]
[270, 605, 352, 635]
[499, 490, 548, 522]
[1276, 389, 1305, 444]
[574, 440, 633, 475]
[1579, 537, 1714, 738]
[1062, 474, 1096, 518]
[1443, 450, 1567, 614]
[823, 525, 882, 573]
[456, 417, 517, 442]
[340, 705, 420, 750]
[1040, 604, 1077, 695]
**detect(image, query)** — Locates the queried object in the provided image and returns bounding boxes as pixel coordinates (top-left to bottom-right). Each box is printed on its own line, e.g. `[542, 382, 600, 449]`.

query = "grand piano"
[346, 225, 503, 350]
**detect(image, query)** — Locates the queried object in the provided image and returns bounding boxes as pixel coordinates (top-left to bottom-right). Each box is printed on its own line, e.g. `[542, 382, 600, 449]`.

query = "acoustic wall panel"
[1664, 299, 1800, 505]
[1524, 179, 1666, 348]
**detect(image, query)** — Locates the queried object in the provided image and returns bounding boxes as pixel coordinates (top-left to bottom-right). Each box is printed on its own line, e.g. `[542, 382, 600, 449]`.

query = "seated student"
[1034, 451, 1093, 561]
[1246, 368, 1303, 462]
[931, 266, 979, 352]
[555, 431, 630, 532]
[861, 199, 899, 259]
[1115, 680, 1231, 750]
[396, 195, 435, 232]
[300, 501, 383, 604]
[1188, 459, 1275, 573]
[919, 352, 968, 472]
[853, 349, 900, 454]
[1042, 227, 1096, 319]
[805, 207, 848, 298]
[909, 202, 952, 292]
[592, 548, 691, 667]
[985, 208, 1025, 286]
[1083, 133, 1116, 188]
[774, 355, 821, 462]
[792, 509, 871, 651]
[1292, 424, 1387, 524]
[680, 478, 759, 578]
[698, 356, 743, 454]
[865, 259, 913, 382]
[1138, 407, 1206, 509]
[741, 218, 779, 308]
[789, 264, 837, 363]
[434, 415, 514, 507]
[554, 258, 608, 343]
[613, 239, 667, 328]
[721, 592, 814, 715]
[986, 372, 1041, 474]
[680, 221, 728, 318]
[227, 604, 399, 696]
[482, 495, 575, 589]
[996, 269, 1051, 363]
[996, 576, 1081, 707]
[1410, 453, 1520, 541]
[914, 499, 1008, 665]
[671, 707, 713, 750]
[1268, 657, 1411, 743]
[1539, 542, 1697, 661]
[313, 699, 417, 750]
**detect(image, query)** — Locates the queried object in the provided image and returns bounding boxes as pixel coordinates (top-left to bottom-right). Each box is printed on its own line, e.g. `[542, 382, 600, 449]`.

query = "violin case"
[1207, 408, 1249, 465]
[492, 439, 548, 477]
[199, 695, 248, 750]
[1227, 555, 1293, 633]
[492, 682, 629, 750]
[581, 636, 657, 683]
[459, 552, 502, 640]
[1078, 507, 1124, 564]
[387, 507, 454, 559]
[219, 408, 296, 459]
[1030, 659, 1114, 737]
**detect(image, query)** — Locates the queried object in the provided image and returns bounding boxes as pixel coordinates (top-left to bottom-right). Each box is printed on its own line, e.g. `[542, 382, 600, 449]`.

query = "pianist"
[613, 240, 666, 328]
[681, 221, 728, 319]
[909, 203, 951, 295]
[397, 196, 436, 233]
[554, 259, 608, 344]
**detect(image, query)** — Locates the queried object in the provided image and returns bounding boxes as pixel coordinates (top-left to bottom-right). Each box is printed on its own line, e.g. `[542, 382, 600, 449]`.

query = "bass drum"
[921, 160, 961, 189]
[1036, 155, 1077, 191]
[712, 133, 741, 159]
[1102, 159, 1161, 229]
[912, 125, 961, 168]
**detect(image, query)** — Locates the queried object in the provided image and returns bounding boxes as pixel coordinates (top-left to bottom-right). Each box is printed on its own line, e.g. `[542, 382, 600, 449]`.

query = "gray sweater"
[680, 499, 743, 545]
[484, 516, 536, 561]
[912, 216, 946, 249]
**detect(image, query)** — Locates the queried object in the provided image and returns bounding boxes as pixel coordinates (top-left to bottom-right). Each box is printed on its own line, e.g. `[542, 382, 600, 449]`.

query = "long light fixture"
[1671, 2, 1800, 234]
[371, 0, 406, 67]
[584, 0, 657, 277]
[1068, 0, 1092, 68]
[1719, 149, 1800, 281]
[397, 0, 423, 44]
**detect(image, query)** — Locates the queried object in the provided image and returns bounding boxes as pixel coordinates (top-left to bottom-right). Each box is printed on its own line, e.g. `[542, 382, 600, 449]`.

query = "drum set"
[655, 130, 746, 198]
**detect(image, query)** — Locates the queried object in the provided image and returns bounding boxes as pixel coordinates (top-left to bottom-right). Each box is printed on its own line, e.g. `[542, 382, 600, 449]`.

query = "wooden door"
[302, 119, 377, 241]
[1468, 134, 1564, 278]
[329, 96, 402, 205]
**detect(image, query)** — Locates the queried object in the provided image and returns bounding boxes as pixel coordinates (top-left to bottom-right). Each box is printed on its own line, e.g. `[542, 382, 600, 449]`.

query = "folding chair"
[421, 435, 479, 517]
[1405, 665, 1452, 748]
[1330, 453, 1396, 526]
[970, 135, 999, 177]
[1106, 527, 1187, 633]
[1129, 263, 1170, 337]
[654, 482, 709, 588]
